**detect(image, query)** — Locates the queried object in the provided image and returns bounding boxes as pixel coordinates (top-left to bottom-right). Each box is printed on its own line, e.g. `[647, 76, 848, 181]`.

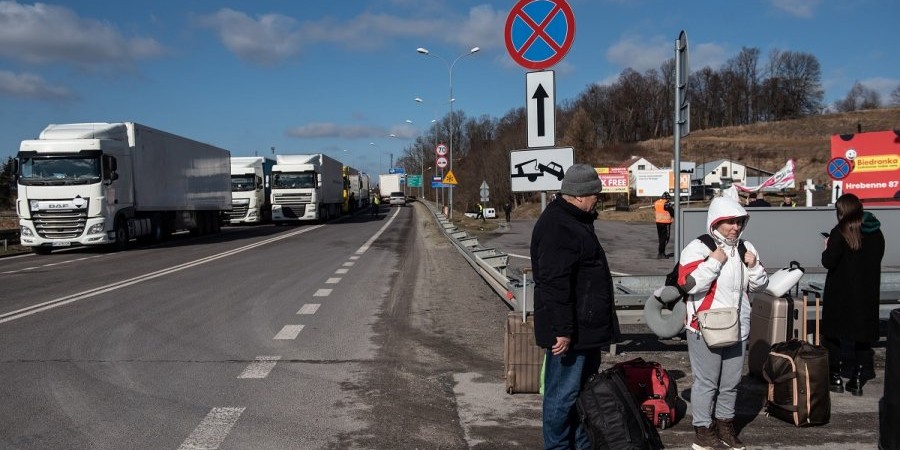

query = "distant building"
[691, 159, 775, 190]
[621, 156, 658, 174]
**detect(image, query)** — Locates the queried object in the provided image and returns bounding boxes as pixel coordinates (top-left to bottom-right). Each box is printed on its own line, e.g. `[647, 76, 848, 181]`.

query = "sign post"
[506, 0, 575, 213]
[673, 30, 690, 261]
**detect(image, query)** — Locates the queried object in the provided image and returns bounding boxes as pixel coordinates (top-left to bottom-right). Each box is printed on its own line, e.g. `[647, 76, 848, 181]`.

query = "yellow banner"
[852, 154, 900, 172]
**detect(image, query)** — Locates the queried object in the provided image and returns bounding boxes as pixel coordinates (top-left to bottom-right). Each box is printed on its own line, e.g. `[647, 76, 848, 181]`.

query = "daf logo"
[47, 203, 67, 209]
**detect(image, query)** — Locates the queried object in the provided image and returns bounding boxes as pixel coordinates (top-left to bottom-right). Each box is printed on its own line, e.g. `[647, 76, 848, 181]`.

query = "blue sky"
[1, 0, 898, 177]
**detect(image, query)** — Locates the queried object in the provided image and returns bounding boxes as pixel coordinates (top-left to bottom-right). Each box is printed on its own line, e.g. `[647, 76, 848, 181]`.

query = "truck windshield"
[18, 154, 101, 185]
[231, 175, 256, 192]
[272, 172, 315, 189]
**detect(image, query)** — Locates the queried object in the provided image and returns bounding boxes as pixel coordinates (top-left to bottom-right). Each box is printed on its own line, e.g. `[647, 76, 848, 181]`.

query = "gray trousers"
[686, 330, 746, 427]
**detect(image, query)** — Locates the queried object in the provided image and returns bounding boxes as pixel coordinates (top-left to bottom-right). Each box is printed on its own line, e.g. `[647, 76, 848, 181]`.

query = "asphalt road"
[0, 203, 889, 449]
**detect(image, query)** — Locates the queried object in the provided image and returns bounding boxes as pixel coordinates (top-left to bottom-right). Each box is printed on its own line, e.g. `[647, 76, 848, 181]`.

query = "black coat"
[821, 212, 885, 343]
[530, 196, 620, 350]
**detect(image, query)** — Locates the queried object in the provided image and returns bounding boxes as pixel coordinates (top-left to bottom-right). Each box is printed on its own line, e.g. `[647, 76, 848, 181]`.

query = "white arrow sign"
[527, 70, 555, 148]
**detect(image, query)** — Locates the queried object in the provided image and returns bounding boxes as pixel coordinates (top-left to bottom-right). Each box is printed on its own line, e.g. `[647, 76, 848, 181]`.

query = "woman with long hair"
[821, 193, 885, 395]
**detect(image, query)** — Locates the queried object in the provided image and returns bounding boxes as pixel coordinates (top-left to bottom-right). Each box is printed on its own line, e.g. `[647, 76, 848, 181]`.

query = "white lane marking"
[297, 304, 320, 315]
[349, 255, 360, 260]
[313, 289, 332, 297]
[335, 268, 349, 274]
[273, 325, 304, 340]
[342, 261, 355, 267]
[178, 406, 244, 450]
[2, 254, 105, 275]
[325, 277, 341, 284]
[355, 207, 400, 254]
[0, 225, 325, 324]
[237, 356, 281, 379]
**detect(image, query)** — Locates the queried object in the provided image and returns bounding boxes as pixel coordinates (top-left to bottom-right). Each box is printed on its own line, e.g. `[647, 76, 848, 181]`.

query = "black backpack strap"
[699, 234, 748, 265]
[697, 234, 717, 252]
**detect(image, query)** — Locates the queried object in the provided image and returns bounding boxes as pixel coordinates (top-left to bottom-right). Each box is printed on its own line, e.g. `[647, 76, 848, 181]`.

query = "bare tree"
[761, 49, 824, 119]
[724, 47, 761, 124]
[891, 85, 900, 106]
[836, 81, 882, 112]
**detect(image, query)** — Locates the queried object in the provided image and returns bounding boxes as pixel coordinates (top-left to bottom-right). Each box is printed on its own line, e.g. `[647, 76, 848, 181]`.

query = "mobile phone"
[820, 232, 830, 238]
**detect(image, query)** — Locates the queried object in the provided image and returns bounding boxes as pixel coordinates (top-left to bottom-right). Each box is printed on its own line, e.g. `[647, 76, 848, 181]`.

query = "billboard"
[831, 130, 900, 204]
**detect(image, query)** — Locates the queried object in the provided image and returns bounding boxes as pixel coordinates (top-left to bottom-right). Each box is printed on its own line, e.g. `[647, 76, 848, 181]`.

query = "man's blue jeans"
[542, 348, 602, 450]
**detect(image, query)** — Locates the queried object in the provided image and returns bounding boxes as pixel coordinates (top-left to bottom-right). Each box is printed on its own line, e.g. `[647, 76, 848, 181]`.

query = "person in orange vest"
[654, 191, 675, 259]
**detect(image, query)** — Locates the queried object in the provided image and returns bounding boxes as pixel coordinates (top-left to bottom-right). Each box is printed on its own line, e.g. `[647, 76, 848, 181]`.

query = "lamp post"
[417, 46, 480, 220]
[415, 97, 439, 206]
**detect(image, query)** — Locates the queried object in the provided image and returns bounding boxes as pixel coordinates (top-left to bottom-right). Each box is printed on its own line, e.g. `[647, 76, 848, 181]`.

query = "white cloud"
[606, 34, 729, 74]
[0, 1, 163, 67]
[197, 9, 305, 66]
[606, 34, 669, 73]
[286, 122, 386, 139]
[0, 70, 75, 100]
[770, 0, 821, 18]
[448, 4, 505, 50]
[199, 4, 501, 65]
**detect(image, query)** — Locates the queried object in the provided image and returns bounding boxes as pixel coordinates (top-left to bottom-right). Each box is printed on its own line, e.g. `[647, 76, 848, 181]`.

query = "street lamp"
[414, 97, 439, 204]
[417, 45, 480, 219]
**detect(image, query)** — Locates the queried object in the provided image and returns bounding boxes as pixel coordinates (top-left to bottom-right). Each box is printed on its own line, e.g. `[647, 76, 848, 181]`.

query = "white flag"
[734, 159, 795, 192]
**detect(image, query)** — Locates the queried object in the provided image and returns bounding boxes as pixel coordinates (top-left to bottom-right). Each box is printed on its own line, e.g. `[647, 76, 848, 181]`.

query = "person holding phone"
[821, 193, 885, 395]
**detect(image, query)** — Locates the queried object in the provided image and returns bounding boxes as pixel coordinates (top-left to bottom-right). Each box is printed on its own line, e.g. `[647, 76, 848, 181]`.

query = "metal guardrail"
[426, 202, 900, 325]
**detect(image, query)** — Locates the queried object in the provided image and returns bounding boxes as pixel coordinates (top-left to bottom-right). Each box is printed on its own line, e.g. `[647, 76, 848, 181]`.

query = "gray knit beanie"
[559, 164, 602, 196]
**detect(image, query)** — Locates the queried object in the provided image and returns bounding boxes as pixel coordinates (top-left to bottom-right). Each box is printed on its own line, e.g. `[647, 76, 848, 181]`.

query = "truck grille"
[273, 192, 312, 206]
[230, 204, 249, 219]
[33, 209, 87, 239]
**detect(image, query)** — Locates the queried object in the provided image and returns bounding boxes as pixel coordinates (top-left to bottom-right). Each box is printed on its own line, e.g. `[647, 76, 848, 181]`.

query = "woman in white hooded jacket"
[679, 196, 768, 450]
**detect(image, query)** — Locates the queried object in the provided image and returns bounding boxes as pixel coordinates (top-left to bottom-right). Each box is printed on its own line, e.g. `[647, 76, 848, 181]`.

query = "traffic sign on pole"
[527, 70, 555, 148]
[479, 180, 490, 202]
[505, 0, 576, 70]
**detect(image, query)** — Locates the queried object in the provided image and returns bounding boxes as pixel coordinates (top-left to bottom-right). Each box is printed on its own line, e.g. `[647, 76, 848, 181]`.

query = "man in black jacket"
[531, 164, 621, 449]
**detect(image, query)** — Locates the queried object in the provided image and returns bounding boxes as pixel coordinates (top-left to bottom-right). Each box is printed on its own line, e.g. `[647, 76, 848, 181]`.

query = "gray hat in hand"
[559, 163, 602, 196]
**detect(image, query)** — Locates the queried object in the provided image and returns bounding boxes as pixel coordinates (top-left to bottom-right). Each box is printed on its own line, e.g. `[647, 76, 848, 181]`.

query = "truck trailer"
[15, 122, 231, 254]
[351, 172, 371, 209]
[271, 154, 344, 223]
[378, 174, 403, 202]
[230, 156, 274, 224]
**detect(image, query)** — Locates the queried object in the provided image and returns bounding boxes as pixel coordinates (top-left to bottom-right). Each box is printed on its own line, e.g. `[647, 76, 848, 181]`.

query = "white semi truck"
[15, 122, 231, 254]
[351, 172, 371, 209]
[271, 154, 344, 223]
[378, 173, 403, 202]
[229, 156, 274, 224]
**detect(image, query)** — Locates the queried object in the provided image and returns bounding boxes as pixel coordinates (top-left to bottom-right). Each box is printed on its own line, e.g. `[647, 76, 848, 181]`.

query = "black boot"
[845, 365, 864, 396]
[829, 370, 844, 393]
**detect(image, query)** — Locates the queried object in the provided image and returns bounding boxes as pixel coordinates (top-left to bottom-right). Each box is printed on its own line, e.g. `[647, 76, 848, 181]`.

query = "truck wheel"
[150, 215, 164, 243]
[212, 213, 221, 233]
[33, 247, 52, 255]
[113, 220, 129, 252]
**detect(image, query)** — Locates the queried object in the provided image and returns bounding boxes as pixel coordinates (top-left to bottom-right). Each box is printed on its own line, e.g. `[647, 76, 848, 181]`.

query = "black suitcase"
[762, 291, 830, 427]
[576, 367, 664, 450]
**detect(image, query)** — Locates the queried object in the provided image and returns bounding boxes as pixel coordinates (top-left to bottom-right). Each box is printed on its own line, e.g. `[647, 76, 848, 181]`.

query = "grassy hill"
[634, 108, 900, 188]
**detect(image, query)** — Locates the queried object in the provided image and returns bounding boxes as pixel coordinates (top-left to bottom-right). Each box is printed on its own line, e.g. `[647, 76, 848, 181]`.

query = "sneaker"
[715, 418, 746, 450]
[692, 425, 728, 450]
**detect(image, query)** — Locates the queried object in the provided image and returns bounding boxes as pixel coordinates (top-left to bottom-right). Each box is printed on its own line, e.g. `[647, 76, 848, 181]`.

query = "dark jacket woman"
[531, 196, 620, 350]
[821, 204, 885, 343]
[821, 194, 885, 395]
